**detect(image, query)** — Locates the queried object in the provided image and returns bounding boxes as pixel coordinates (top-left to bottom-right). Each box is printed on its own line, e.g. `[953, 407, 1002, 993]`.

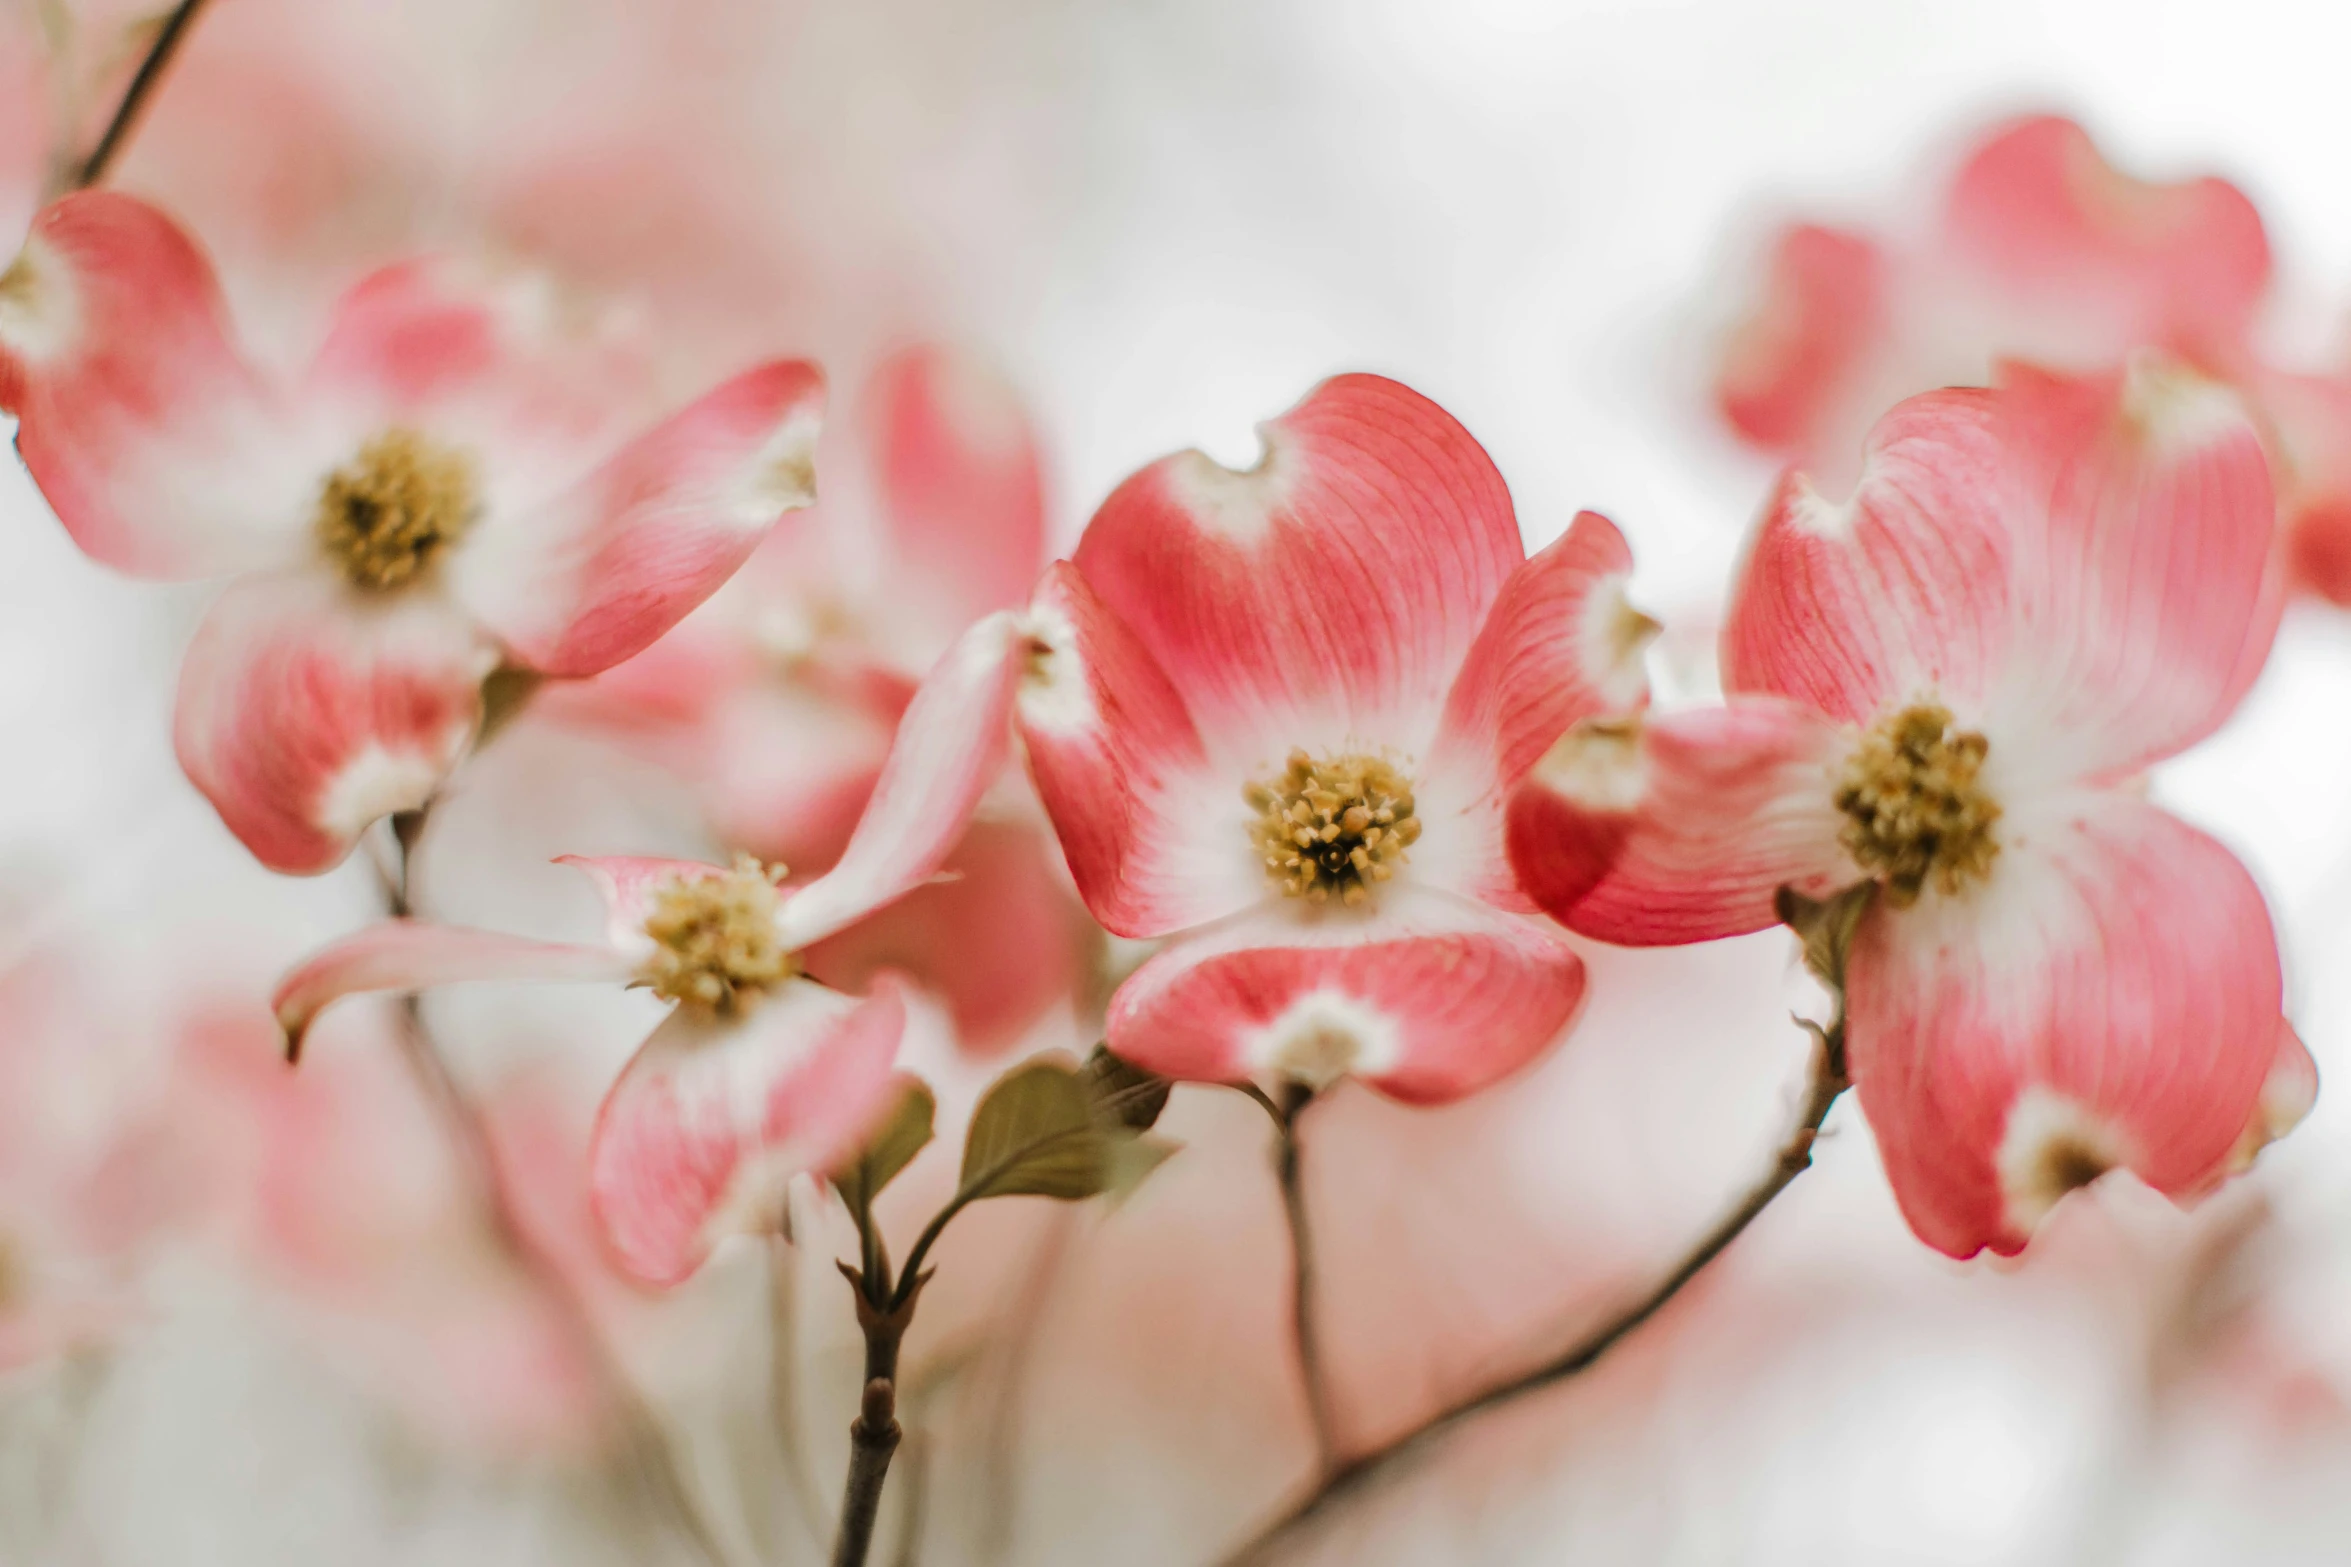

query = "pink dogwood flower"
[553, 345, 1088, 1052]
[0, 191, 826, 873]
[271, 611, 1030, 1286]
[1508, 359, 2310, 1258]
[1000, 373, 1655, 1102]
[1720, 115, 2270, 486]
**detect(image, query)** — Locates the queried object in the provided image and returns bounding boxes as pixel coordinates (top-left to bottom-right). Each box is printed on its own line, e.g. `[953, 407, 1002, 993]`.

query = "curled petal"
[1506, 700, 1852, 946]
[0, 191, 296, 577]
[1725, 388, 2011, 724]
[1845, 795, 2285, 1259]
[1990, 360, 2279, 780]
[773, 613, 1027, 949]
[1018, 562, 1256, 938]
[273, 921, 631, 1061]
[554, 855, 733, 954]
[466, 359, 826, 677]
[868, 344, 1048, 635]
[1716, 223, 1891, 457]
[1942, 116, 2270, 364]
[173, 574, 496, 875]
[1070, 373, 1522, 747]
[590, 977, 907, 1286]
[1104, 889, 1586, 1105]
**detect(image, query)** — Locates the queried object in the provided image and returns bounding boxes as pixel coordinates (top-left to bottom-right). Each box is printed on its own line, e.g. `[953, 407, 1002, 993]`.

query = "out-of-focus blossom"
[270, 611, 1031, 1285]
[1005, 373, 1653, 1103]
[1718, 114, 2271, 487]
[0, 190, 825, 874]
[555, 345, 1090, 1053]
[1512, 361, 2308, 1257]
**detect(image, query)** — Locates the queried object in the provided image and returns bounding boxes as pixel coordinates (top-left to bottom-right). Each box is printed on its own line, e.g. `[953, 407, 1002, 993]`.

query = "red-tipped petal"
[1423, 511, 1655, 905]
[173, 575, 495, 875]
[1943, 116, 2270, 366]
[1070, 373, 1522, 747]
[1017, 562, 1254, 938]
[1104, 889, 1585, 1106]
[273, 920, 631, 1060]
[868, 344, 1048, 633]
[1507, 700, 1852, 946]
[0, 191, 293, 578]
[467, 359, 826, 677]
[773, 613, 1026, 949]
[1725, 388, 2013, 725]
[1845, 794, 2284, 1259]
[1990, 360, 2278, 780]
[589, 977, 907, 1286]
[554, 855, 733, 951]
[1717, 223, 1892, 457]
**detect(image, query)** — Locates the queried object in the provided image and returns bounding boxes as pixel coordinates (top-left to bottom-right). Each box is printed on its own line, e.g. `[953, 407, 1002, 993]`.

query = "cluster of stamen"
[1834, 702, 2001, 906]
[637, 856, 797, 1013]
[1247, 750, 1420, 906]
[315, 428, 478, 592]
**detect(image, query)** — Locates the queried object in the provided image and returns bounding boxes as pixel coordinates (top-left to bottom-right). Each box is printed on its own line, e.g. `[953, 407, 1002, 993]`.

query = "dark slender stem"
[1218, 1024, 1851, 1567]
[379, 808, 732, 1567]
[1272, 1083, 1339, 1472]
[71, 0, 212, 190]
[833, 1369, 903, 1567]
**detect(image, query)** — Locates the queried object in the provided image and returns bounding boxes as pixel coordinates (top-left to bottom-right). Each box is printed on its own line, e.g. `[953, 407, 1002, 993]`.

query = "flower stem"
[832, 1211, 928, 1567]
[71, 0, 213, 190]
[1272, 1083, 1339, 1472]
[1217, 1022, 1851, 1566]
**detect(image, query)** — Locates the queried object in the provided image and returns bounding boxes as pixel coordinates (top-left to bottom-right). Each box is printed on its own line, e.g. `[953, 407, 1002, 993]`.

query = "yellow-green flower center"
[316, 428, 478, 593]
[1246, 750, 1420, 907]
[1835, 702, 2001, 906]
[637, 856, 798, 1013]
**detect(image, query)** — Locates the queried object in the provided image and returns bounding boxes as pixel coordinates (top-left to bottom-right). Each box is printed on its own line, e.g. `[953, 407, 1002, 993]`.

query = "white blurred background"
[7, 1, 2351, 1562]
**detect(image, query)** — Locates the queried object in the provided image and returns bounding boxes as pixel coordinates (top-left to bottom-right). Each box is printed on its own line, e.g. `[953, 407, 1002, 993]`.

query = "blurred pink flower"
[554, 345, 1091, 1053]
[1718, 114, 2270, 485]
[1511, 360, 2308, 1257]
[0, 190, 826, 874]
[272, 609, 1031, 1285]
[1012, 373, 1653, 1103]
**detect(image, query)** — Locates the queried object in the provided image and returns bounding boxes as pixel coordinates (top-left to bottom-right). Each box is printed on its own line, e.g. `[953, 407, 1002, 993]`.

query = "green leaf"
[1077, 1044, 1172, 1131]
[959, 1058, 1106, 1200]
[834, 1078, 936, 1215]
[1102, 1133, 1181, 1199]
[1774, 881, 1876, 992]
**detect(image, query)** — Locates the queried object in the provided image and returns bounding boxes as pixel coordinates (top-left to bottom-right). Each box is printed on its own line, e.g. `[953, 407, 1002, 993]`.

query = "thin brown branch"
[1218, 1024, 1851, 1567]
[1272, 1083, 1339, 1473]
[71, 0, 213, 190]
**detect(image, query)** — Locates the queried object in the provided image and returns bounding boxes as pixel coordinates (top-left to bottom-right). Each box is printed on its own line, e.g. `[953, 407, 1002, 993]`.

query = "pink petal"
[803, 816, 1087, 1058]
[467, 359, 827, 678]
[1942, 116, 2270, 368]
[1716, 223, 1891, 457]
[1425, 512, 1655, 903]
[867, 344, 1048, 632]
[1989, 360, 2279, 779]
[1104, 890, 1586, 1106]
[273, 920, 633, 1061]
[1724, 388, 2013, 724]
[1506, 699, 1852, 946]
[1845, 794, 2284, 1259]
[0, 192, 289, 578]
[772, 613, 1028, 949]
[172, 574, 497, 875]
[1068, 373, 1522, 747]
[554, 855, 733, 952]
[590, 977, 907, 1286]
[1017, 562, 1255, 939]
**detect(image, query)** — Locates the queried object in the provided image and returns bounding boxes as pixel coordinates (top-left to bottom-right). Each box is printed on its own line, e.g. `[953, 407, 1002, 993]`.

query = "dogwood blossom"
[1004, 373, 1654, 1102]
[270, 612, 1030, 1285]
[0, 191, 826, 873]
[1509, 359, 2310, 1257]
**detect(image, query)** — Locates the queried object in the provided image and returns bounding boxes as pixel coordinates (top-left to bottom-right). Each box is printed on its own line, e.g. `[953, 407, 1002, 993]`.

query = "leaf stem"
[71, 0, 213, 190]
[1217, 1022, 1851, 1566]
